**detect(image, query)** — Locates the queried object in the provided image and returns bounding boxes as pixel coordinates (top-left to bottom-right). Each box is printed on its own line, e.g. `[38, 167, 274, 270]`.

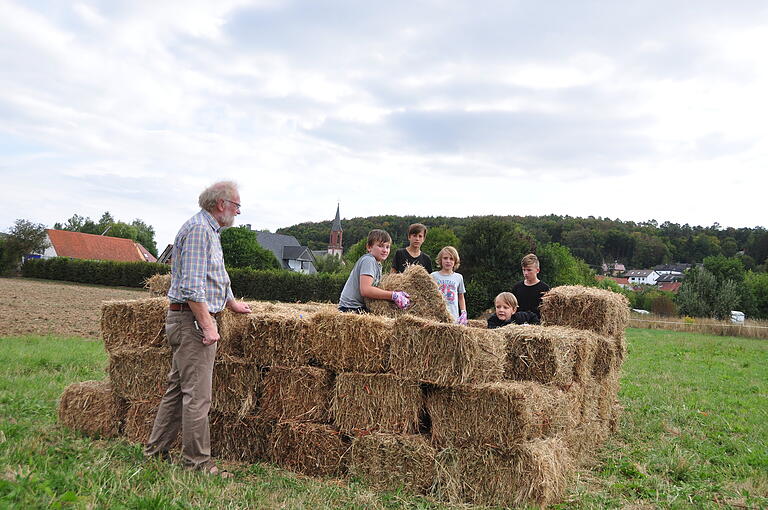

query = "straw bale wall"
[391, 315, 504, 386]
[427, 381, 570, 450]
[58, 380, 126, 438]
[541, 285, 629, 338]
[434, 438, 573, 508]
[269, 421, 349, 477]
[308, 311, 393, 373]
[259, 366, 334, 423]
[210, 412, 273, 463]
[349, 433, 436, 494]
[333, 373, 422, 434]
[212, 356, 262, 416]
[107, 346, 171, 401]
[101, 297, 168, 353]
[243, 312, 311, 366]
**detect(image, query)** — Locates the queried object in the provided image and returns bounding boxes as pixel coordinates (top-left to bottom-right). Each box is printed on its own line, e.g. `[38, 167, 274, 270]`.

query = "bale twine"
[57, 379, 126, 438]
[391, 315, 504, 386]
[308, 311, 393, 373]
[101, 297, 169, 353]
[434, 438, 573, 508]
[144, 273, 171, 296]
[540, 285, 629, 338]
[243, 312, 311, 367]
[210, 411, 274, 463]
[259, 366, 334, 423]
[212, 355, 262, 417]
[365, 264, 454, 323]
[108, 346, 171, 401]
[332, 373, 422, 434]
[349, 433, 436, 494]
[269, 421, 349, 477]
[426, 381, 570, 450]
[501, 325, 602, 387]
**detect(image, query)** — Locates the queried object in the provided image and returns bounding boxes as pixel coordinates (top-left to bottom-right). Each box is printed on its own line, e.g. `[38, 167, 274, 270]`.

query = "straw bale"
[365, 264, 454, 323]
[434, 438, 573, 507]
[101, 297, 169, 353]
[308, 311, 393, 373]
[212, 356, 261, 417]
[466, 319, 487, 329]
[349, 433, 436, 494]
[390, 315, 504, 386]
[243, 312, 311, 367]
[564, 419, 611, 464]
[144, 273, 171, 296]
[58, 379, 126, 438]
[591, 333, 623, 380]
[108, 346, 171, 401]
[210, 411, 274, 463]
[218, 301, 286, 357]
[541, 285, 629, 338]
[501, 325, 602, 387]
[582, 372, 621, 423]
[269, 421, 349, 477]
[426, 381, 570, 450]
[275, 302, 338, 315]
[123, 398, 180, 448]
[259, 366, 334, 423]
[333, 373, 422, 434]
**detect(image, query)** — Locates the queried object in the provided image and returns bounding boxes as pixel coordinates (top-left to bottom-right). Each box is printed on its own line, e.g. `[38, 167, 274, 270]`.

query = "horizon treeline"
[277, 214, 768, 271]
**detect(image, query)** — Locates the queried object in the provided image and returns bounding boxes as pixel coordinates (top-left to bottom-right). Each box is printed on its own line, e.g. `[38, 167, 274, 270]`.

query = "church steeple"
[328, 204, 343, 256]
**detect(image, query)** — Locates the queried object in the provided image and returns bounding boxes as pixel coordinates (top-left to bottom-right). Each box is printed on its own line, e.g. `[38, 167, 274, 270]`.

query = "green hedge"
[22, 257, 347, 303]
[22, 257, 170, 288]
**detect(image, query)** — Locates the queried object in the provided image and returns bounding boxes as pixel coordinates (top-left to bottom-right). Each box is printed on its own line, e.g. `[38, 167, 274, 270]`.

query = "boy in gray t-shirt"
[338, 229, 411, 313]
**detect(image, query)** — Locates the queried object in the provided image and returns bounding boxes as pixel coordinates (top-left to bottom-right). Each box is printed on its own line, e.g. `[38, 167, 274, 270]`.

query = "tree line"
[278, 214, 768, 271]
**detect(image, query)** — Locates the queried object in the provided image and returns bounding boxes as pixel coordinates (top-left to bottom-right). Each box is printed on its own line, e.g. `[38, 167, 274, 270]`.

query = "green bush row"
[21, 257, 347, 303]
[22, 257, 171, 288]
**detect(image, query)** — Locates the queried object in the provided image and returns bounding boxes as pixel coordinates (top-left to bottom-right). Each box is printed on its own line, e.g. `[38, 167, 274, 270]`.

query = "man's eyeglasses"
[224, 199, 241, 210]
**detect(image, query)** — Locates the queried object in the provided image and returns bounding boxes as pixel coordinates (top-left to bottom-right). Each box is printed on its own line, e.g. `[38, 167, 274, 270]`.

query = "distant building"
[157, 244, 173, 264]
[653, 263, 691, 275]
[622, 269, 660, 285]
[601, 261, 626, 276]
[595, 275, 632, 289]
[43, 229, 156, 263]
[328, 204, 343, 256]
[255, 231, 317, 274]
[656, 273, 684, 284]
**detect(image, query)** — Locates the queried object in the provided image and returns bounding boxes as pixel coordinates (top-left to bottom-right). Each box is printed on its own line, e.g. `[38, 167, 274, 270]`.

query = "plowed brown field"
[0, 277, 147, 338]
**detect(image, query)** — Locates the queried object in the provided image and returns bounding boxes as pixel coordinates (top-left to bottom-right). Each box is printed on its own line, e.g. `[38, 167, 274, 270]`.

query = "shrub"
[22, 258, 170, 288]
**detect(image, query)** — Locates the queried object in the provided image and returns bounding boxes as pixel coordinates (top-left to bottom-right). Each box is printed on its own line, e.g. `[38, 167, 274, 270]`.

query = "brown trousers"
[144, 309, 217, 469]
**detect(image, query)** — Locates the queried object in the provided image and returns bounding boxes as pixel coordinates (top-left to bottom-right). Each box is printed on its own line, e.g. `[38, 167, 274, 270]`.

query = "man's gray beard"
[221, 213, 235, 228]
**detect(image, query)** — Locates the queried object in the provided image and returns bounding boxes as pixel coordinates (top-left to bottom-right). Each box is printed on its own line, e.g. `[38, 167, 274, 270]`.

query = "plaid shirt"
[168, 209, 234, 313]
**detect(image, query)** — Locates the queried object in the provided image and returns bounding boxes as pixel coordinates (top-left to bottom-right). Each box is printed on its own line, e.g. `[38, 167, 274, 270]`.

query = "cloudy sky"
[2, 1, 767, 247]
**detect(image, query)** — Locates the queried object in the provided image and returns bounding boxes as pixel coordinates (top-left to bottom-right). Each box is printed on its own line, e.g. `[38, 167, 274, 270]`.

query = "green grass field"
[1, 330, 766, 509]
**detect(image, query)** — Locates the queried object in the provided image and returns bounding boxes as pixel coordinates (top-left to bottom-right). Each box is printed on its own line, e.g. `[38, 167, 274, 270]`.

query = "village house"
[42, 229, 157, 263]
[622, 269, 661, 285]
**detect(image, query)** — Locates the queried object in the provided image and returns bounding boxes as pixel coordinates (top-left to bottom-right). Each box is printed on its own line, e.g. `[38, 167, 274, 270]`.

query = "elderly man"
[145, 181, 251, 476]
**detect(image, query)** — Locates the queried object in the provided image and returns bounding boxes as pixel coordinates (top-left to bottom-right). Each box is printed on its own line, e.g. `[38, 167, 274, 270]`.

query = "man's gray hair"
[198, 181, 238, 211]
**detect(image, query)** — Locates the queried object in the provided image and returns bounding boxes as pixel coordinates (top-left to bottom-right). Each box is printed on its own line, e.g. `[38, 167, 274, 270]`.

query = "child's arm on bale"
[359, 275, 410, 309]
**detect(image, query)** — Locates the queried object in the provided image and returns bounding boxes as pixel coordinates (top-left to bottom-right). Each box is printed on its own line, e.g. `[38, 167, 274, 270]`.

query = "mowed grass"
[1, 331, 766, 510]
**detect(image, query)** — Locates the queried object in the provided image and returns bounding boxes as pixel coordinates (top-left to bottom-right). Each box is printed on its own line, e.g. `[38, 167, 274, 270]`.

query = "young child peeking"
[338, 229, 410, 313]
[430, 246, 467, 325]
[487, 292, 539, 329]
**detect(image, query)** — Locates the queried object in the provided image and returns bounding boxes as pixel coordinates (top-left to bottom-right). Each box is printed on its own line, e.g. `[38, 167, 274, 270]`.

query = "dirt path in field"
[0, 277, 147, 338]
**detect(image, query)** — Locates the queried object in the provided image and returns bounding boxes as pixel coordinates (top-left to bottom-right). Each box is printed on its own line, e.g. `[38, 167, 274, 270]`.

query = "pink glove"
[391, 291, 411, 310]
[457, 310, 468, 325]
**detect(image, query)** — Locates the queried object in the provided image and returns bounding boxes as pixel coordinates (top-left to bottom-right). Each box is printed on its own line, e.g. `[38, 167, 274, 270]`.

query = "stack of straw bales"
[58, 284, 628, 508]
[366, 264, 454, 323]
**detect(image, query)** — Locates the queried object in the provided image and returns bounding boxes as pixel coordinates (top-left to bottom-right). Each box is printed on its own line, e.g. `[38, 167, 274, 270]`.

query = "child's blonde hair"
[436, 246, 461, 270]
[521, 253, 540, 269]
[495, 292, 518, 308]
[367, 229, 392, 247]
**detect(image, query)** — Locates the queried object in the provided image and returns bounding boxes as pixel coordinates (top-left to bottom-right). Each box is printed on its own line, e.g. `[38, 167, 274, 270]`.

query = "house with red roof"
[43, 229, 157, 263]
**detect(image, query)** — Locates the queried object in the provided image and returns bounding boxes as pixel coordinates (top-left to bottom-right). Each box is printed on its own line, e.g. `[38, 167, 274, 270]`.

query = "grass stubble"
[0, 329, 766, 509]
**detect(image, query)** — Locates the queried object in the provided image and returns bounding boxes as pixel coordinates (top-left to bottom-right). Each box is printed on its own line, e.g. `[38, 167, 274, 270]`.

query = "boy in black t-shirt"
[392, 223, 433, 273]
[511, 253, 550, 322]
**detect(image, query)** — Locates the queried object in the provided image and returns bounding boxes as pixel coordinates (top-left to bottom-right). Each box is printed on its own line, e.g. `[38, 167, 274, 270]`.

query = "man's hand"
[201, 322, 220, 345]
[228, 300, 252, 314]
